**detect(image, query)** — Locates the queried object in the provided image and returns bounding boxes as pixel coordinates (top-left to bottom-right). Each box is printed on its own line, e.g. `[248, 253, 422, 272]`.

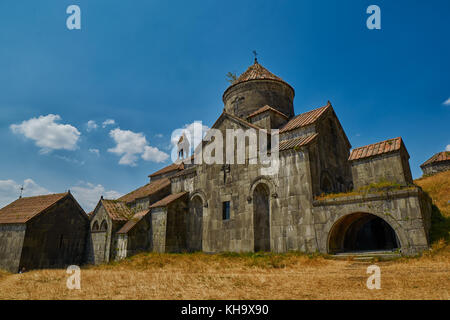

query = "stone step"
[331, 251, 401, 261]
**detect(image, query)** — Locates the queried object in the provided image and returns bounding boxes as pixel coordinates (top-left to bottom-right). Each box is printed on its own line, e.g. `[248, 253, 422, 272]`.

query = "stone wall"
[0, 224, 26, 272]
[351, 152, 412, 189]
[421, 161, 450, 176]
[165, 197, 188, 252]
[223, 80, 295, 119]
[312, 188, 431, 255]
[19, 196, 89, 269]
[151, 207, 167, 253]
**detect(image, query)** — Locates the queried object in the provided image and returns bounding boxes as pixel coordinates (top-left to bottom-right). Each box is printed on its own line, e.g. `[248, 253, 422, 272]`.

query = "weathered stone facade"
[420, 151, 450, 176]
[98, 60, 433, 261]
[0, 193, 89, 272]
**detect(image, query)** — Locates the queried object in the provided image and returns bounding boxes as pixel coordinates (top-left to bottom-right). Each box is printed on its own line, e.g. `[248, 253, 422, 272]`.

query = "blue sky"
[0, 0, 448, 211]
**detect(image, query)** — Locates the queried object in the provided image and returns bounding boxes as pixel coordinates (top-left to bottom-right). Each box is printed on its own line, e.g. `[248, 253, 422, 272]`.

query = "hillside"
[415, 170, 450, 243]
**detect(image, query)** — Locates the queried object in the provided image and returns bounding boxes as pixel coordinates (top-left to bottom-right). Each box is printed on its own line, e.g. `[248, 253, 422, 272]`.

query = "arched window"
[100, 220, 108, 231]
[92, 221, 99, 231]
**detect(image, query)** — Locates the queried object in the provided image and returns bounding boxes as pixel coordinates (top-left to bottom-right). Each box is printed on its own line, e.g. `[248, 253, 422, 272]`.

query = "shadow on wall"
[429, 204, 450, 244]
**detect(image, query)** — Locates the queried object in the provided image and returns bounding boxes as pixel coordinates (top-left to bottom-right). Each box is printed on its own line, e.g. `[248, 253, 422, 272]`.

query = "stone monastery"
[0, 59, 433, 271]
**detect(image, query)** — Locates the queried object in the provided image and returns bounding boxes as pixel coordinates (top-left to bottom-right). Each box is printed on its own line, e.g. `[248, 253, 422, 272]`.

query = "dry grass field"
[0, 171, 448, 300]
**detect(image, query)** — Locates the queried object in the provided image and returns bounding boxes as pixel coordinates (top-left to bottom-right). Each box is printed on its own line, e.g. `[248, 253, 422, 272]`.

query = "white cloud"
[70, 182, 122, 212]
[108, 128, 169, 166]
[142, 146, 169, 163]
[443, 98, 450, 106]
[86, 120, 98, 132]
[10, 114, 80, 153]
[446, 144, 450, 151]
[0, 179, 50, 208]
[89, 148, 100, 156]
[102, 119, 116, 128]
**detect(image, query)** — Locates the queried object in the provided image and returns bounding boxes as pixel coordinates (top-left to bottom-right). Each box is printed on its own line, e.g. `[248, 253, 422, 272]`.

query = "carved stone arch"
[249, 176, 277, 201]
[92, 220, 99, 231]
[100, 220, 108, 231]
[325, 211, 410, 254]
[190, 190, 208, 208]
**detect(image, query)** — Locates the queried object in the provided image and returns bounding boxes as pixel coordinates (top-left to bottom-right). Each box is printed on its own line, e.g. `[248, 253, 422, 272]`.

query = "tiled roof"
[349, 137, 404, 161]
[149, 163, 184, 178]
[118, 178, 170, 203]
[0, 193, 68, 224]
[150, 192, 188, 209]
[234, 60, 286, 84]
[224, 60, 294, 97]
[101, 199, 133, 221]
[247, 105, 288, 119]
[279, 133, 319, 151]
[421, 151, 450, 167]
[280, 104, 330, 133]
[116, 210, 149, 234]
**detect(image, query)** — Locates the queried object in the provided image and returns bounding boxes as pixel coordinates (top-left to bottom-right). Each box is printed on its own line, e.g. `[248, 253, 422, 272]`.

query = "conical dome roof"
[234, 59, 285, 83]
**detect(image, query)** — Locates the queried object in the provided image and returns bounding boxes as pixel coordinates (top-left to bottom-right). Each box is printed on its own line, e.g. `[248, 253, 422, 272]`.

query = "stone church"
[88, 59, 432, 263]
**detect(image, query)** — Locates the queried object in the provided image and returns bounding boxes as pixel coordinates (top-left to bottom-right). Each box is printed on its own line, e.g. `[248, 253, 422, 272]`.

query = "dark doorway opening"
[253, 184, 270, 252]
[329, 213, 399, 254]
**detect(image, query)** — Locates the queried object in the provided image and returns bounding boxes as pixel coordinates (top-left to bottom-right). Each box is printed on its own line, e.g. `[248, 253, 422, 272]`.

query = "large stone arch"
[326, 211, 410, 254]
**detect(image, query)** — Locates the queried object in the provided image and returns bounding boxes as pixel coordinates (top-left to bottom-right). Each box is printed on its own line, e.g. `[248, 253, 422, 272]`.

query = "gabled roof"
[247, 105, 288, 119]
[116, 210, 149, 234]
[349, 137, 405, 161]
[148, 162, 184, 178]
[421, 151, 450, 167]
[0, 193, 69, 224]
[118, 178, 171, 203]
[150, 192, 188, 209]
[279, 133, 319, 151]
[280, 103, 330, 133]
[100, 199, 133, 221]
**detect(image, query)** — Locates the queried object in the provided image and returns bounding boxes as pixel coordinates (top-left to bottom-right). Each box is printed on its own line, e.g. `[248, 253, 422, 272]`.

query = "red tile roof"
[421, 151, 450, 167]
[149, 163, 184, 178]
[235, 61, 285, 84]
[349, 137, 404, 161]
[116, 210, 149, 234]
[224, 61, 294, 97]
[247, 105, 288, 119]
[280, 104, 330, 133]
[101, 199, 133, 221]
[150, 192, 188, 209]
[118, 178, 170, 203]
[279, 133, 319, 151]
[0, 193, 68, 224]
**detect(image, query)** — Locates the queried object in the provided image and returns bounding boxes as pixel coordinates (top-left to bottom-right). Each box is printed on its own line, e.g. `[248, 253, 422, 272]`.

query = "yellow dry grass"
[415, 170, 450, 217]
[0, 171, 448, 300]
[0, 249, 449, 300]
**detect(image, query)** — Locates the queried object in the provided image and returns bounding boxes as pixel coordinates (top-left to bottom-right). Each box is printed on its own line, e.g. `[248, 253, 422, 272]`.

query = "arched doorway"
[253, 183, 270, 252]
[328, 212, 400, 254]
[187, 195, 203, 251]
